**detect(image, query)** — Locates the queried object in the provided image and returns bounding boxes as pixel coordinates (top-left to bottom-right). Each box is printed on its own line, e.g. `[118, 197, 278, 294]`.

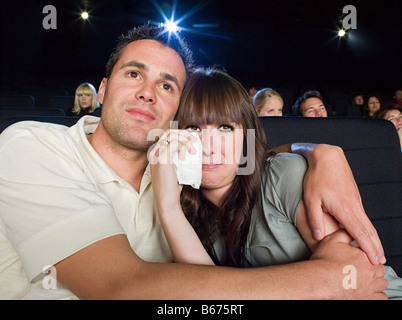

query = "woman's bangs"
[178, 87, 243, 128]
[77, 86, 93, 95]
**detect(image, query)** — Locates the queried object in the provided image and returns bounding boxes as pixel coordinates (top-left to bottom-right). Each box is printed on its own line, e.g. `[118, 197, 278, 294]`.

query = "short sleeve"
[262, 153, 308, 225]
[0, 122, 125, 281]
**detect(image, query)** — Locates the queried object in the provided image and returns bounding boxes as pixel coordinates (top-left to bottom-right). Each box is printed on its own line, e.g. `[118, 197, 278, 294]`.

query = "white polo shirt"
[0, 116, 172, 299]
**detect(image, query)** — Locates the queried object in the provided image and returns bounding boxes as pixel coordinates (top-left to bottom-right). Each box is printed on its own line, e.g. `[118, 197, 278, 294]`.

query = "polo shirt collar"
[70, 116, 152, 193]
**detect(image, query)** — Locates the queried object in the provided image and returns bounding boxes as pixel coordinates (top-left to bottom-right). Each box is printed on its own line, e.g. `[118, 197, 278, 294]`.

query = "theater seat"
[0, 94, 35, 108]
[0, 116, 80, 133]
[0, 107, 66, 121]
[260, 116, 402, 275]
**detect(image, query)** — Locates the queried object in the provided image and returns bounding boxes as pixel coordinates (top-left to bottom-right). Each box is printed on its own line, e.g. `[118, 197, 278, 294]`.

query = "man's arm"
[271, 143, 385, 266]
[55, 233, 387, 300]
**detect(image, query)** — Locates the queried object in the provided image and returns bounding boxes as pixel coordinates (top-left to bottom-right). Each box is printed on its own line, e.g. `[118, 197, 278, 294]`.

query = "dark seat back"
[0, 107, 65, 121]
[48, 96, 75, 112]
[0, 94, 35, 108]
[0, 115, 80, 133]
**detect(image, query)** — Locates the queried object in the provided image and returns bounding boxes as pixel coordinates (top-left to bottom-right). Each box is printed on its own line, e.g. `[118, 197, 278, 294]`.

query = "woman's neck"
[201, 184, 232, 207]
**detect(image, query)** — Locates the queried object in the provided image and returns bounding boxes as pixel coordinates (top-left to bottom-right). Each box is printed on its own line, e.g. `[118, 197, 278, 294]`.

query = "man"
[0, 24, 386, 299]
[292, 90, 328, 117]
[393, 89, 402, 106]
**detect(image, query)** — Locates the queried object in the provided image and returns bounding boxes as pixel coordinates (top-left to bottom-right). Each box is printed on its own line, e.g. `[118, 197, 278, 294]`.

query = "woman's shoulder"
[264, 152, 308, 182]
[260, 152, 307, 222]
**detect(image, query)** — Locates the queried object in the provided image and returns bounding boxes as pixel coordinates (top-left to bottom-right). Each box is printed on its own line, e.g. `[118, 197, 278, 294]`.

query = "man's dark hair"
[105, 23, 195, 82]
[291, 90, 325, 116]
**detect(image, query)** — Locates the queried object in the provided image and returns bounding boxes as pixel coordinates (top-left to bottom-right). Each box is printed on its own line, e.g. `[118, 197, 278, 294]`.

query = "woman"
[67, 82, 100, 116]
[365, 94, 381, 117]
[253, 88, 283, 117]
[150, 67, 401, 296]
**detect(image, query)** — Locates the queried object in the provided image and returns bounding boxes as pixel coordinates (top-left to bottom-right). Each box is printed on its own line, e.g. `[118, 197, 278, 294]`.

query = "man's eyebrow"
[161, 72, 181, 92]
[120, 61, 148, 71]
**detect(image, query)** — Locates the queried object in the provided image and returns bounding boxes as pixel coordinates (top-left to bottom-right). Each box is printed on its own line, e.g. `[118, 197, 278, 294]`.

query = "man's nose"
[136, 83, 155, 103]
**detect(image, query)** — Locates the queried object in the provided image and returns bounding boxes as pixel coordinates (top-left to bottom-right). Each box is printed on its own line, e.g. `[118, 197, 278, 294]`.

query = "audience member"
[291, 90, 328, 117]
[248, 86, 257, 101]
[149, 67, 400, 298]
[253, 88, 283, 116]
[393, 89, 402, 106]
[352, 93, 364, 106]
[67, 82, 100, 116]
[0, 24, 386, 299]
[375, 104, 402, 151]
[345, 92, 365, 117]
[365, 94, 381, 117]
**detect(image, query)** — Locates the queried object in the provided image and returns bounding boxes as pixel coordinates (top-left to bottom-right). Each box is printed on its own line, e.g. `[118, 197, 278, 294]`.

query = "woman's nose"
[201, 129, 216, 156]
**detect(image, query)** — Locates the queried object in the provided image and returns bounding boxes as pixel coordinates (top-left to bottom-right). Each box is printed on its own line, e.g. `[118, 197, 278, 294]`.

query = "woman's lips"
[202, 164, 222, 170]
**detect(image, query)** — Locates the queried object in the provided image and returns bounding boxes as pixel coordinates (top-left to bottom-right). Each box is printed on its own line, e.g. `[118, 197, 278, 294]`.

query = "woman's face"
[368, 97, 380, 114]
[258, 97, 283, 117]
[77, 92, 92, 109]
[187, 122, 244, 192]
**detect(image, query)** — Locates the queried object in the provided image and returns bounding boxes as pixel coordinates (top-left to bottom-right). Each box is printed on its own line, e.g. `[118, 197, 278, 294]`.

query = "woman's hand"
[148, 129, 197, 213]
[148, 129, 215, 265]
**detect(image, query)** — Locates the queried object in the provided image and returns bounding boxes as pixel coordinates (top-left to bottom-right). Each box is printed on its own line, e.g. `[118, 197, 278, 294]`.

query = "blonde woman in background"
[68, 82, 100, 116]
[253, 88, 283, 116]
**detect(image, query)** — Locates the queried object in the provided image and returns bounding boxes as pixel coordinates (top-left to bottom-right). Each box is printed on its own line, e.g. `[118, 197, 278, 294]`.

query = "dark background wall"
[0, 0, 400, 114]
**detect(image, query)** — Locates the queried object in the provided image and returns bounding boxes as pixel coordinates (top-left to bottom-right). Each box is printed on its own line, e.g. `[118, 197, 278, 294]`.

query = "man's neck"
[87, 127, 149, 193]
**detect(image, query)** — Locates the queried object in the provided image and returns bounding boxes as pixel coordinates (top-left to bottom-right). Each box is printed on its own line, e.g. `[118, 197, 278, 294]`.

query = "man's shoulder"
[0, 120, 71, 144]
[0, 116, 97, 147]
[0, 120, 86, 173]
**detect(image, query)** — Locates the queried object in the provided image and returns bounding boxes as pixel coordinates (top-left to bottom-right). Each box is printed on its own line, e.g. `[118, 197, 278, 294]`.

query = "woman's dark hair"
[175, 67, 268, 266]
[374, 104, 402, 119]
[105, 23, 194, 82]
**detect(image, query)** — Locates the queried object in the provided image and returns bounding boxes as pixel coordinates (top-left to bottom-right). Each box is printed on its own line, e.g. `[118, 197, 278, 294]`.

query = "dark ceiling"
[0, 0, 400, 94]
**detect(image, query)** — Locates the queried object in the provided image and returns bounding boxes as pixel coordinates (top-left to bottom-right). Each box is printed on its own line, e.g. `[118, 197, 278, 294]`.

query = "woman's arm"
[149, 129, 215, 265]
[156, 202, 215, 265]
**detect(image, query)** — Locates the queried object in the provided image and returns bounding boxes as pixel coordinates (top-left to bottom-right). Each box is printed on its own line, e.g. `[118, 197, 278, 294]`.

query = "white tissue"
[172, 132, 202, 189]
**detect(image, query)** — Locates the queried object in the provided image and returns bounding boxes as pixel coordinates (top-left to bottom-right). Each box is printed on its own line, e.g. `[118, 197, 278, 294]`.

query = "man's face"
[97, 39, 187, 151]
[353, 95, 364, 105]
[394, 90, 402, 101]
[301, 97, 328, 117]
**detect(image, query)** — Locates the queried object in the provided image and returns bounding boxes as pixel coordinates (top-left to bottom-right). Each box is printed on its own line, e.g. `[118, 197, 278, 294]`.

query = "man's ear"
[97, 78, 108, 105]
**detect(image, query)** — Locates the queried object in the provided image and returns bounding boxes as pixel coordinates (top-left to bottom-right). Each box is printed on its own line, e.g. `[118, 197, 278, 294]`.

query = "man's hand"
[310, 230, 388, 300]
[291, 143, 386, 265]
